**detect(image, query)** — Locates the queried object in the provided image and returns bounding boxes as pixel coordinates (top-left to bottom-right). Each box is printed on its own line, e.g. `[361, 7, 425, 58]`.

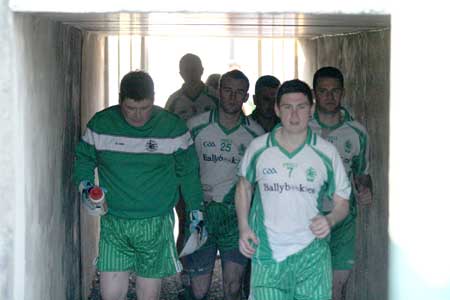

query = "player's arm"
[354, 127, 373, 205]
[235, 176, 258, 258]
[310, 194, 349, 238]
[73, 127, 97, 187]
[174, 142, 203, 213]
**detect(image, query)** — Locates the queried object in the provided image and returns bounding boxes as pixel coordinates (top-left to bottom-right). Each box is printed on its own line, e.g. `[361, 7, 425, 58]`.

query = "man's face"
[275, 92, 312, 135]
[219, 77, 249, 115]
[314, 77, 344, 114]
[120, 98, 153, 127]
[179, 59, 203, 85]
[254, 87, 278, 118]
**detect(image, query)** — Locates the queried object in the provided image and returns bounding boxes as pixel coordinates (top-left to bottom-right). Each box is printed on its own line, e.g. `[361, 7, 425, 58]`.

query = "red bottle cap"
[89, 187, 104, 201]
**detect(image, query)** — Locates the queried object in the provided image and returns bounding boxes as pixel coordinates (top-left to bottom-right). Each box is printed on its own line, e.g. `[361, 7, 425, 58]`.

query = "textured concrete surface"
[0, 1, 17, 299]
[302, 29, 390, 300]
[8, 11, 83, 299]
[79, 31, 107, 300]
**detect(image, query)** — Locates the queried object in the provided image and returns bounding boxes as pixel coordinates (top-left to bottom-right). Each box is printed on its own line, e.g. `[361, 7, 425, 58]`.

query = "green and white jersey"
[187, 109, 264, 205]
[165, 83, 218, 121]
[309, 108, 369, 212]
[239, 126, 351, 263]
[74, 105, 203, 219]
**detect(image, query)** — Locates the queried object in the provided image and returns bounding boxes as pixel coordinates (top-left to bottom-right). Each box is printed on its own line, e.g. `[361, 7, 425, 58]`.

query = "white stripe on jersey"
[82, 128, 193, 154]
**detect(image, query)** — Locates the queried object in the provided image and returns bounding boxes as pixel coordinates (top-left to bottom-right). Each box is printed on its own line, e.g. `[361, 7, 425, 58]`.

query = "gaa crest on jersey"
[282, 162, 298, 178]
[306, 167, 317, 182]
[146, 139, 158, 152]
[344, 140, 352, 153]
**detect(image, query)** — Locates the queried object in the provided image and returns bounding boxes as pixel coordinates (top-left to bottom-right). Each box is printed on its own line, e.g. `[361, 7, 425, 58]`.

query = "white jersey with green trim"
[239, 127, 351, 263]
[187, 109, 264, 205]
[309, 109, 370, 211]
[165, 84, 218, 121]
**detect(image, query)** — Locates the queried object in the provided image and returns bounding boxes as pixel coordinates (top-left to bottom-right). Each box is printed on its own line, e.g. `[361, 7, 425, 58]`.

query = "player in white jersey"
[309, 66, 372, 300]
[165, 53, 219, 300]
[165, 53, 218, 121]
[185, 70, 264, 300]
[236, 79, 351, 300]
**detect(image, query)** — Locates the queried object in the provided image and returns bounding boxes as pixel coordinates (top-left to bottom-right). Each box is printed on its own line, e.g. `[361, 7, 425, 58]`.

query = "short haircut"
[219, 69, 250, 91]
[119, 71, 154, 103]
[255, 75, 280, 94]
[179, 53, 202, 69]
[276, 79, 313, 106]
[313, 66, 344, 90]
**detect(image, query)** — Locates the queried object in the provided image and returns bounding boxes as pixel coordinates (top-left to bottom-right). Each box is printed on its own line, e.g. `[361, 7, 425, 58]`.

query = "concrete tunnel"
[1, 1, 449, 300]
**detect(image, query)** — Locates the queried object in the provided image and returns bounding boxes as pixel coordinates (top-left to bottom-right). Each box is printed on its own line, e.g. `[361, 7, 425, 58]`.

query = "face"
[179, 58, 203, 84]
[120, 98, 153, 127]
[219, 77, 249, 115]
[254, 87, 278, 118]
[275, 92, 312, 135]
[314, 77, 345, 114]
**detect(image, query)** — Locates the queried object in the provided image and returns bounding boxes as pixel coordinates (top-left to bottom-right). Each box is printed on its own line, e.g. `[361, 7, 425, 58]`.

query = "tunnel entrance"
[2, 4, 391, 299]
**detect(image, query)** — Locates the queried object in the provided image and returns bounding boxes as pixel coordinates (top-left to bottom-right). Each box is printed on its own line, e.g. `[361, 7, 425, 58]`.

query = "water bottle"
[88, 187, 107, 216]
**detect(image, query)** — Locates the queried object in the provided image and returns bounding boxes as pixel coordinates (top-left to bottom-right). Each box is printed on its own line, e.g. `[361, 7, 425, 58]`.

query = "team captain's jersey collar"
[269, 124, 313, 158]
[211, 108, 248, 135]
[313, 106, 353, 130]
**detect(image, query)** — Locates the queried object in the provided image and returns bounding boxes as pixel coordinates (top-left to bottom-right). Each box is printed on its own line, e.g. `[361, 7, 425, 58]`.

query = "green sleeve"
[174, 143, 203, 212]
[73, 133, 97, 186]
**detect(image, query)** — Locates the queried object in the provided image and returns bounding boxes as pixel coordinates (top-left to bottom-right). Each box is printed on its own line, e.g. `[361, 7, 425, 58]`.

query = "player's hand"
[189, 210, 208, 242]
[309, 215, 331, 239]
[239, 226, 259, 258]
[78, 180, 94, 201]
[356, 186, 373, 205]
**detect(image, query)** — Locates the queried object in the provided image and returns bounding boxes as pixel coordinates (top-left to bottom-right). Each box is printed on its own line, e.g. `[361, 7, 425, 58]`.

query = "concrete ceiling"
[37, 12, 390, 38]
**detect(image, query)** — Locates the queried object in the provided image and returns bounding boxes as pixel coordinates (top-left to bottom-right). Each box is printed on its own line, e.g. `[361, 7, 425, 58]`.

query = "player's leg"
[294, 239, 332, 300]
[221, 249, 248, 300]
[184, 245, 217, 300]
[100, 272, 129, 300]
[97, 215, 135, 300]
[332, 270, 351, 300]
[133, 213, 182, 299]
[135, 277, 162, 300]
[329, 218, 356, 300]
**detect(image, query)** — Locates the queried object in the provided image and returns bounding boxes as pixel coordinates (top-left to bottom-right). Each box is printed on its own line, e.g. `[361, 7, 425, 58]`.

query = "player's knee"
[223, 278, 241, 297]
[101, 288, 127, 300]
[189, 287, 208, 300]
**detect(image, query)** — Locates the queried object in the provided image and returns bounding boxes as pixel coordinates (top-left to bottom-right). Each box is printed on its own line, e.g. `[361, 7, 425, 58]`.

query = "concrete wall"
[0, 1, 83, 298]
[301, 29, 390, 300]
[0, 0, 18, 299]
[79, 32, 107, 300]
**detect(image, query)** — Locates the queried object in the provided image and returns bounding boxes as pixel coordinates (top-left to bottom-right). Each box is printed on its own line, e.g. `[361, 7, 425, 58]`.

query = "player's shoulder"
[186, 110, 212, 130]
[309, 131, 340, 158]
[344, 119, 368, 136]
[87, 105, 120, 130]
[247, 132, 271, 153]
[242, 115, 265, 137]
[204, 86, 219, 101]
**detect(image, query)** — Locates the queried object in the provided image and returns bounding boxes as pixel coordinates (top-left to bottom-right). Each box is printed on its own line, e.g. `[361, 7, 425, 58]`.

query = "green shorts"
[203, 201, 240, 252]
[250, 239, 332, 300]
[97, 212, 182, 278]
[329, 216, 356, 270]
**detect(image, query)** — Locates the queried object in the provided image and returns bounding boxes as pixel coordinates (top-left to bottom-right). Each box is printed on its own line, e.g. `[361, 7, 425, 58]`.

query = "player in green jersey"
[236, 79, 351, 300]
[74, 71, 205, 300]
[310, 66, 373, 300]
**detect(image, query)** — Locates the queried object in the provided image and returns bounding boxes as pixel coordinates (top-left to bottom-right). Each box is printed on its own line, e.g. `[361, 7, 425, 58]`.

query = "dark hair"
[313, 66, 344, 90]
[179, 53, 202, 69]
[276, 79, 313, 106]
[119, 71, 154, 102]
[219, 69, 250, 91]
[255, 75, 280, 94]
